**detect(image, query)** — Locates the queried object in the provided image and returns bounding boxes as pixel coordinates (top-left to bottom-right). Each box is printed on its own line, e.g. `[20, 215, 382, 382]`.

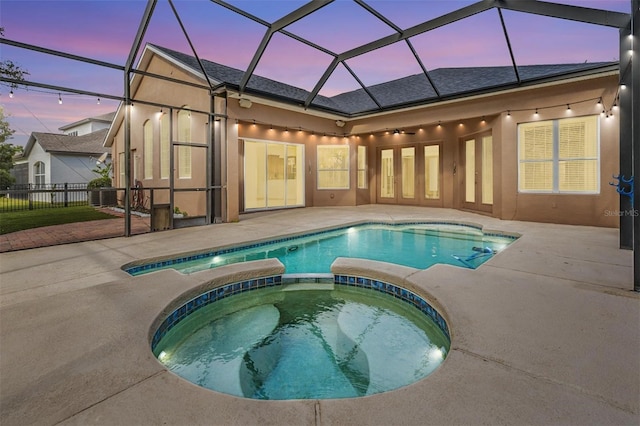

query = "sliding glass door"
[244, 140, 304, 210]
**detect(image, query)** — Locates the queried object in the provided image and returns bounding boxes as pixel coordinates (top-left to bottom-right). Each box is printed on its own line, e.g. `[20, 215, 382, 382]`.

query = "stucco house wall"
[106, 46, 620, 228]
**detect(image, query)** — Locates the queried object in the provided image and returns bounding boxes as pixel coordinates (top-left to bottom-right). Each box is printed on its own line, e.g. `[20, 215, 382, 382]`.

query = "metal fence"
[0, 183, 90, 212]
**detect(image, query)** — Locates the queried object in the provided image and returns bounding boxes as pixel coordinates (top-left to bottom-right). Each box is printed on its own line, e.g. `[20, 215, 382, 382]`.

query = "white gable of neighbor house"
[63, 121, 110, 136]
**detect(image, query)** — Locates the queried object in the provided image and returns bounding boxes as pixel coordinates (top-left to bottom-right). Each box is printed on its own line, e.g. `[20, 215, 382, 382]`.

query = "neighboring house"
[59, 111, 115, 136]
[13, 113, 114, 188]
[105, 43, 620, 228]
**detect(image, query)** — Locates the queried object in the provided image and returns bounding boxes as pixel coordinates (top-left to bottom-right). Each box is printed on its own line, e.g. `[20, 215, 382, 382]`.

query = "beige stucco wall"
[108, 49, 620, 228]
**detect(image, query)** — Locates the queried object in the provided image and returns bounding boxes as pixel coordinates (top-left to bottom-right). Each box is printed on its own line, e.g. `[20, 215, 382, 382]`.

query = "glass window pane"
[482, 136, 493, 205]
[521, 162, 553, 191]
[244, 141, 266, 209]
[559, 116, 598, 159]
[559, 160, 598, 192]
[357, 146, 367, 189]
[177, 109, 192, 179]
[424, 145, 439, 199]
[267, 144, 285, 207]
[160, 114, 170, 179]
[465, 140, 475, 203]
[401, 147, 415, 199]
[285, 144, 304, 206]
[381, 149, 394, 198]
[143, 120, 153, 180]
[119, 152, 125, 187]
[519, 121, 554, 160]
[317, 145, 349, 189]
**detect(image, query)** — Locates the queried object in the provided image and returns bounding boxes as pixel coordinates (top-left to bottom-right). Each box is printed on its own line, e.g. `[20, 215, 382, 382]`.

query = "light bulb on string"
[9, 90, 14, 98]
[58, 94, 63, 104]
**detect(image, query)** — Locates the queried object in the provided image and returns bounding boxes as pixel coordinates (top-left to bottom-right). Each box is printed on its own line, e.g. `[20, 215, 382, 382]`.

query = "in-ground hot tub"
[151, 275, 450, 400]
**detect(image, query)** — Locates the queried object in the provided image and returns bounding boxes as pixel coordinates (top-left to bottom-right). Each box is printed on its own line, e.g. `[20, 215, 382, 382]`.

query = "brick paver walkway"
[0, 209, 150, 253]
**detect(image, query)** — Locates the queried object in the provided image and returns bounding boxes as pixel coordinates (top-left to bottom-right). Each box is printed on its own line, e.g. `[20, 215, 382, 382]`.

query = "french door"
[377, 144, 441, 205]
[378, 146, 417, 204]
[461, 134, 493, 213]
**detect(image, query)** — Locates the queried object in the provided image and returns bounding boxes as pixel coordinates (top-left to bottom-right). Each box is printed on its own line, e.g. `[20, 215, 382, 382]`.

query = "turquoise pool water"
[153, 283, 450, 400]
[128, 222, 516, 275]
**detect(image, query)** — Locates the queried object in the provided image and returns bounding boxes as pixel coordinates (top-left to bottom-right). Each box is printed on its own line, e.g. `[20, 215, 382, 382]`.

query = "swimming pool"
[152, 279, 450, 400]
[126, 221, 518, 275]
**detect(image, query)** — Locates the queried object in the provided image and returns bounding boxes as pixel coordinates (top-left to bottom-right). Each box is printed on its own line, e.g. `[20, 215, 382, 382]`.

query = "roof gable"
[151, 44, 616, 116]
[23, 129, 109, 157]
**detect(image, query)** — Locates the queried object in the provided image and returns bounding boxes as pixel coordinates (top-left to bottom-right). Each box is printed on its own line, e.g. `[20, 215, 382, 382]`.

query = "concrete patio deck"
[0, 205, 638, 426]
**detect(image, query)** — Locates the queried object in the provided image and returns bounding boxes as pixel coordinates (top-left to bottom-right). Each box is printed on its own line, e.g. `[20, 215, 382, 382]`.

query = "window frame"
[143, 119, 153, 180]
[177, 108, 192, 179]
[316, 145, 350, 190]
[34, 161, 45, 187]
[357, 145, 367, 189]
[160, 113, 170, 179]
[517, 115, 600, 195]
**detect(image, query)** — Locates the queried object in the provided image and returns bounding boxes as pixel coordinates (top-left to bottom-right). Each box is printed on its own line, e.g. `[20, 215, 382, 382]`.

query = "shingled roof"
[22, 129, 109, 158]
[151, 44, 616, 116]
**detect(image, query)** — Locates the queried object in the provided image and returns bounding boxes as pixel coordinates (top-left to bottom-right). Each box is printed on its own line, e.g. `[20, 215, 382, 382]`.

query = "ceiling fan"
[393, 128, 416, 135]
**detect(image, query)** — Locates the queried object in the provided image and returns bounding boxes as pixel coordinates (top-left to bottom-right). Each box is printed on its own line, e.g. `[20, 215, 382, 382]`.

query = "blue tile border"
[150, 274, 450, 352]
[126, 221, 519, 276]
[151, 275, 282, 351]
[333, 274, 450, 340]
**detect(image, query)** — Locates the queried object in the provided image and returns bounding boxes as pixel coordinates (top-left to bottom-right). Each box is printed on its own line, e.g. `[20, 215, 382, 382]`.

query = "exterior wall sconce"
[239, 98, 252, 109]
[335, 120, 346, 128]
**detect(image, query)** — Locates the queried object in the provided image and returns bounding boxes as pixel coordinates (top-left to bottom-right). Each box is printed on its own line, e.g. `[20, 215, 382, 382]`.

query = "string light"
[97, 98, 101, 105]
[235, 93, 616, 138]
[9, 90, 14, 98]
[58, 94, 63, 104]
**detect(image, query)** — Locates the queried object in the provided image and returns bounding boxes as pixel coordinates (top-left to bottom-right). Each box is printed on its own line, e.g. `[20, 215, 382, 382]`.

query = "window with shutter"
[518, 116, 599, 194]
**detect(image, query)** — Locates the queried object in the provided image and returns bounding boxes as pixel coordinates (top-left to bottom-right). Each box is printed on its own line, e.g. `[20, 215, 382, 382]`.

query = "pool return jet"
[452, 247, 497, 269]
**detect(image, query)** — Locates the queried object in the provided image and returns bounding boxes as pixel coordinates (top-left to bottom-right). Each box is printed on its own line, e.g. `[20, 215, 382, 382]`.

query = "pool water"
[153, 284, 450, 400]
[130, 223, 516, 275]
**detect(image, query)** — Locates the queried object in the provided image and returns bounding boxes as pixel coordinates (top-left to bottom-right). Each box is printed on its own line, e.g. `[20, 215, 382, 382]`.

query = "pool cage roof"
[0, 0, 633, 118]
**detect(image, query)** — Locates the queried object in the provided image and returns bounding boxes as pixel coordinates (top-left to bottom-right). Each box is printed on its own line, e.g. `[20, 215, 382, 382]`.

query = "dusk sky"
[0, 0, 630, 147]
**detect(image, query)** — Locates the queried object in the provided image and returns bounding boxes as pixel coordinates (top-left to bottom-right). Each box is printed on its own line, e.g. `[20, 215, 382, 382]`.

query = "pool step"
[282, 273, 334, 285]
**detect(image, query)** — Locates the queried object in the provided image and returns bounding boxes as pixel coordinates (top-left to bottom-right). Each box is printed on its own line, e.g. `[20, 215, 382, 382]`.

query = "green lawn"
[0, 205, 118, 235]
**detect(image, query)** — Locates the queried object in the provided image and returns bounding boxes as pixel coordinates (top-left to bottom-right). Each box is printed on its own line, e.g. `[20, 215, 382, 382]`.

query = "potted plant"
[87, 162, 115, 206]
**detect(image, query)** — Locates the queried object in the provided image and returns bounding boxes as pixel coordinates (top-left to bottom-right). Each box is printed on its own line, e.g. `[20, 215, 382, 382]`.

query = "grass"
[0, 205, 118, 235]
